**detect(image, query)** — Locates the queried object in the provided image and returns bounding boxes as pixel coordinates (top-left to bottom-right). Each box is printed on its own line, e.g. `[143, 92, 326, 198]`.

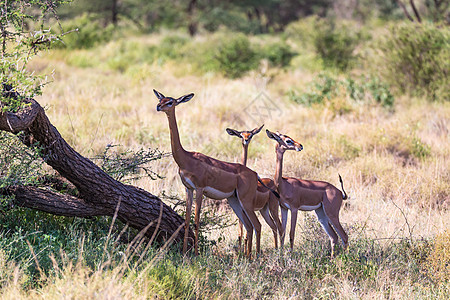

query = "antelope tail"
[257, 176, 280, 199]
[338, 174, 348, 200]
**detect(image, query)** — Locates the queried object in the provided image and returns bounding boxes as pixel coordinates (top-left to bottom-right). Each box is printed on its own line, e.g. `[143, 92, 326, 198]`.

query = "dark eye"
[286, 139, 293, 144]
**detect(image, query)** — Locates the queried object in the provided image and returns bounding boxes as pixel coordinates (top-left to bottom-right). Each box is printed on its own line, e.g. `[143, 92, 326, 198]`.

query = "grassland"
[1, 28, 449, 299]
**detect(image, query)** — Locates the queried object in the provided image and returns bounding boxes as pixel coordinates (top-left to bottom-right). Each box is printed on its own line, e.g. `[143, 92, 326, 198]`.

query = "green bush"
[286, 18, 363, 71]
[289, 73, 339, 106]
[313, 20, 362, 71]
[55, 14, 115, 49]
[370, 22, 449, 101]
[182, 33, 295, 77]
[284, 16, 320, 50]
[156, 35, 189, 61]
[260, 42, 296, 67]
[99, 32, 294, 77]
[289, 73, 394, 109]
[346, 76, 394, 108]
[210, 33, 259, 78]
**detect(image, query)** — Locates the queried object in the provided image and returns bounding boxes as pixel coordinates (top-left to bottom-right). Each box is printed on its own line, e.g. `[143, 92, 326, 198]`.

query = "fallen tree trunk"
[0, 87, 191, 244]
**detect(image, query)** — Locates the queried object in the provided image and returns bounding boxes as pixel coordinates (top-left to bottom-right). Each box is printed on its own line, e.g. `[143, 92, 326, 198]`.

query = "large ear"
[226, 128, 241, 137]
[153, 89, 165, 100]
[176, 93, 194, 105]
[252, 124, 264, 135]
[266, 129, 282, 142]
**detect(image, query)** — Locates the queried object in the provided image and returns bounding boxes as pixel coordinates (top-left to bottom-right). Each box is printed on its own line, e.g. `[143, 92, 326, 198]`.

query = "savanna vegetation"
[0, 0, 449, 298]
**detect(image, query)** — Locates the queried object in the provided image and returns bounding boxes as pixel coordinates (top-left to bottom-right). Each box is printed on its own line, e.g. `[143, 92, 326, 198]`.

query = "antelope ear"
[252, 124, 264, 135]
[153, 89, 165, 100]
[266, 129, 281, 142]
[226, 128, 241, 137]
[176, 93, 194, 105]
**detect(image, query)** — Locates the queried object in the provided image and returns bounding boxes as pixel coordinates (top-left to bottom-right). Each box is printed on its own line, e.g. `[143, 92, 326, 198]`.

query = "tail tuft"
[339, 173, 348, 200]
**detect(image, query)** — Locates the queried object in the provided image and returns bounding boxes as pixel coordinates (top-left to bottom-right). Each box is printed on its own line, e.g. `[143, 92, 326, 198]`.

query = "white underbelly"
[203, 186, 234, 200]
[299, 203, 321, 211]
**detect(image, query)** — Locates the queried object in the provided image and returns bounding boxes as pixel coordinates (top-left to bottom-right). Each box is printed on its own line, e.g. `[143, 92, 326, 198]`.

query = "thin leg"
[239, 207, 261, 258]
[260, 204, 278, 249]
[268, 195, 283, 249]
[244, 231, 248, 255]
[289, 209, 298, 250]
[228, 196, 252, 230]
[228, 195, 253, 254]
[328, 216, 348, 250]
[194, 188, 203, 256]
[323, 190, 348, 251]
[315, 205, 339, 257]
[183, 188, 194, 254]
[246, 222, 253, 259]
[280, 206, 289, 248]
[238, 221, 244, 251]
[228, 195, 253, 258]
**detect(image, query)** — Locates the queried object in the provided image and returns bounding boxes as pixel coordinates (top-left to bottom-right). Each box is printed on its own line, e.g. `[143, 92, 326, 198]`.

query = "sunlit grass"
[4, 30, 449, 298]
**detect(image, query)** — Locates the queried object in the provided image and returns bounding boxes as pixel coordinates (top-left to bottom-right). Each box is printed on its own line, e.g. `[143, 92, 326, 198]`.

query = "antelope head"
[226, 124, 264, 146]
[266, 129, 303, 153]
[154, 89, 194, 113]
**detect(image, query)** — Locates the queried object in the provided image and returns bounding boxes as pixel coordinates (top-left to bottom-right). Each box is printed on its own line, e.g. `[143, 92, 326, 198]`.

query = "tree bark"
[409, 0, 422, 23]
[395, 0, 415, 22]
[0, 88, 191, 245]
[111, 0, 119, 26]
[187, 0, 198, 36]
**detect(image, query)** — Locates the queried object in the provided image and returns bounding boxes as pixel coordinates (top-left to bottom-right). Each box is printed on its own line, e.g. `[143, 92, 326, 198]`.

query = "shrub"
[345, 76, 395, 108]
[289, 73, 340, 106]
[370, 22, 449, 101]
[182, 33, 295, 77]
[156, 35, 189, 61]
[260, 42, 296, 67]
[92, 144, 166, 182]
[284, 16, 320, 50]
[288, 73, 394, 109]
[212, 33, 259, 78]
[313, 20, 362, 71]
[286, 18, 364, 71]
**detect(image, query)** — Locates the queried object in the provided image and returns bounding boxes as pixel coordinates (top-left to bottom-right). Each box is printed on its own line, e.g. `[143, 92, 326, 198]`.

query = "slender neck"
[274, 145, 285, 190]
[166, 108, 187, 166]
[241, 144, 248, 166]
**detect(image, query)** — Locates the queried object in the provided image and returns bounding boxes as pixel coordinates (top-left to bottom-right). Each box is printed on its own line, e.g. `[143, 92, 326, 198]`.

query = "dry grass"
[3, 31, 448, 298]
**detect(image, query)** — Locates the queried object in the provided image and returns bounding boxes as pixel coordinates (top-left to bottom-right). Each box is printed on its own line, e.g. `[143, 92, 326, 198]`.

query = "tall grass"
[1, 212, 449, 299]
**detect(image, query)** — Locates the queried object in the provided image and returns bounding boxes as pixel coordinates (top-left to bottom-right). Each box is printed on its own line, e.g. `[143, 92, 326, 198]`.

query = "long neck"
[274, 145, 285, 190]
[166, 109, 187, 166]
[241, 144, 248, 166]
